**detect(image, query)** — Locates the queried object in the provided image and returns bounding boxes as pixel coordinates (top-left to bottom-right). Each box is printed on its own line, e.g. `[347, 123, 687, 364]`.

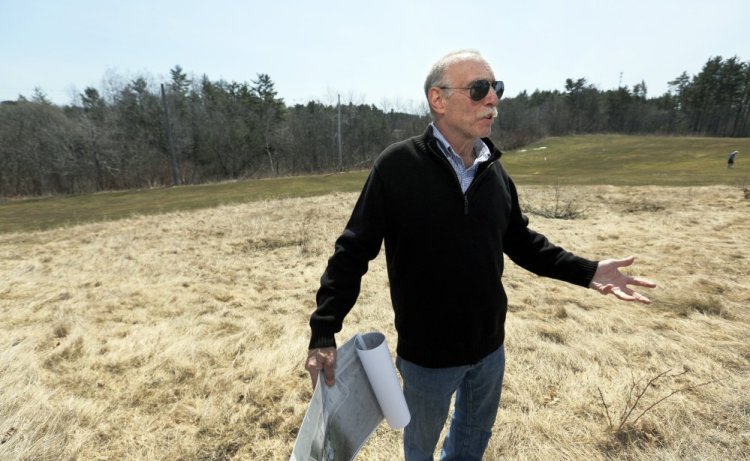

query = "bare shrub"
[733, 178, 750, 200]
[521, 184, 587, 220]
[597, 368, 728, 444]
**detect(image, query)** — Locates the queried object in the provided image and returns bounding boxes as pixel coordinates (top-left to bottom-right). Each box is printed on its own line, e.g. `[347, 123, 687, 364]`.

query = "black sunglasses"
[439, 80, 504, 101]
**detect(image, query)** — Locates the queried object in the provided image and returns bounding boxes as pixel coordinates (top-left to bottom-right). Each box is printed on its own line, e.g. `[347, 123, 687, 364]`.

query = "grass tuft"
[657, 295, 730, 318]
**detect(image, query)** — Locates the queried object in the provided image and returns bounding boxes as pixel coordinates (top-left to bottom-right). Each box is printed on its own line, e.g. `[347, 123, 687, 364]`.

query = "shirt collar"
[430, 123, 492, 165]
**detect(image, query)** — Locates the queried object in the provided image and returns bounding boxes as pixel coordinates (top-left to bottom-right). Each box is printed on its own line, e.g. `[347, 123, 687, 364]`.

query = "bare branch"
[616, 369, 672, 432]
[597, 387, 613, 430]
[630, 375, 730, 427]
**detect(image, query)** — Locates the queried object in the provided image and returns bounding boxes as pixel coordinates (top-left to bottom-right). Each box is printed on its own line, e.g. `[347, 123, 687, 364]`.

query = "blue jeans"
[396, 345, 505, 461]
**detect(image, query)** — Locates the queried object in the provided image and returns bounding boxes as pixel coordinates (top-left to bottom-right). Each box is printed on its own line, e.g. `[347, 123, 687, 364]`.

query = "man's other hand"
[305, 347, 337, 389]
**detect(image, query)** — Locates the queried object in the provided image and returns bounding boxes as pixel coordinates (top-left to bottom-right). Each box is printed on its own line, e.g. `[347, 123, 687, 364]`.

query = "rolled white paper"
[355, 332, 411, 429]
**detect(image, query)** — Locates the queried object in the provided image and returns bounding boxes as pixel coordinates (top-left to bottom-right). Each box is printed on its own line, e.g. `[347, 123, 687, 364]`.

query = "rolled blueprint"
[355, 332, 411, 429]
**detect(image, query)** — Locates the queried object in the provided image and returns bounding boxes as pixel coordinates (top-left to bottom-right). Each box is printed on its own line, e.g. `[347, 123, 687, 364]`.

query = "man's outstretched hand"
[590, 256, 656, 304]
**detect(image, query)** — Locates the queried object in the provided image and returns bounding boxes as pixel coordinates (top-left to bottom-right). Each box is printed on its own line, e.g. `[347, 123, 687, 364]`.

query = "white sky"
[1, 0, 749, 109]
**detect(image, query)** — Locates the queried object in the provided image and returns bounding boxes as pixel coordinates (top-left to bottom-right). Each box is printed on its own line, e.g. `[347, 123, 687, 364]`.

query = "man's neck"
[433, 122, 477, 167]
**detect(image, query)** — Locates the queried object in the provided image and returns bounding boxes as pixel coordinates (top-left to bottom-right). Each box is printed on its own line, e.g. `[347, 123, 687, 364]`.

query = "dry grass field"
[1, 184, 749, 460]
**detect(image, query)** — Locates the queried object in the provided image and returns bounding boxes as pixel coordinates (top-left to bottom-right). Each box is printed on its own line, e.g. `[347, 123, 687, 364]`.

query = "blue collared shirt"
[431, 123, 492, 193]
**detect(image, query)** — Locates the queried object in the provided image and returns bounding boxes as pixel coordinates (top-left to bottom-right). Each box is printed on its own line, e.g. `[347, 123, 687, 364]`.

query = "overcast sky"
[2, 0, 749, 109]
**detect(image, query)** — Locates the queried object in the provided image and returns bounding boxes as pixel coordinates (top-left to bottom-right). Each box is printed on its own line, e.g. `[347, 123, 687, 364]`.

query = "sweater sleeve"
[502, 175, 598, 287]
[309, 167, 387, 349]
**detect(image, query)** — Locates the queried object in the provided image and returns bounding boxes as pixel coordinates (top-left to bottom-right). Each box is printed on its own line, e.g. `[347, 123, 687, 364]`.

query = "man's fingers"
[309, 367, 320, 389]
[323, 364, 336, 387]
[629, 289, 653, 304]
[629, 276, 657, 288]
[611, 255, 635, 268]
[623, 293, 651, 304]
[598, 283, 651, 304]
[304, 354, 321, 389]
[320, 349, 336, 387]
[593, 282, 614, 295]
[612, 286, 653, 304]
[305, 348, 337, 389]
[611, 287, 636, 301]
[634, 293, 652, 304]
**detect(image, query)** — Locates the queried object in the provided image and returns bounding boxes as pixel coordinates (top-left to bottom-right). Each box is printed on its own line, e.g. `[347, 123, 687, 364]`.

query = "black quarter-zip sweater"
[310, 127, 599, 368]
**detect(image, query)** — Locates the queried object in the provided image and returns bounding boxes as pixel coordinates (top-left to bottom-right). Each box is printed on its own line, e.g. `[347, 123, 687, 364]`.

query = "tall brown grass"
[1, 185, 748, 460]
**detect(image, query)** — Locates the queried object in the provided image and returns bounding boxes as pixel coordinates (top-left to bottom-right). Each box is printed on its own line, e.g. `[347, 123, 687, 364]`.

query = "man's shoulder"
[374, 131, 431, 168]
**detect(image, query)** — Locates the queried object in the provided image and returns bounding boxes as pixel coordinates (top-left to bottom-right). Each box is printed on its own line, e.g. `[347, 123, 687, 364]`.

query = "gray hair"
[424, 50, 485, 118]
[423, 49, 484, 98]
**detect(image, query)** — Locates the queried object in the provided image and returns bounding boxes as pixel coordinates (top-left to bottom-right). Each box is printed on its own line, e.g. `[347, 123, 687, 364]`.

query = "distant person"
[304, 49, 656, 461]
[728, 150, 738, 169]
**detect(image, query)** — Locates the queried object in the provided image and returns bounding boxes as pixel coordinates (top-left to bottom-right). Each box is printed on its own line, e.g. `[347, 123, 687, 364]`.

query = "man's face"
[437, 58, 499, 143]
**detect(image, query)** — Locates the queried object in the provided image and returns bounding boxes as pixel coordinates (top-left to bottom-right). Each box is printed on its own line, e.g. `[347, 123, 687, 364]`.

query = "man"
[728, 150, 737, 168]
[305, 50, 656, 461]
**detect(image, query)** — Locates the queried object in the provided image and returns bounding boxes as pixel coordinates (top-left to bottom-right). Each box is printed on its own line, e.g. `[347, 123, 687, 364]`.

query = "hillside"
[502, 134, 750, 186]
[1, 135, 748, 235]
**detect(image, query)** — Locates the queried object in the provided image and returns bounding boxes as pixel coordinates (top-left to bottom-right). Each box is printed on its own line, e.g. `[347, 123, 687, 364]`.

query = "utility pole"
[337, 94, 343, 171]
[160, 83, 181, 186]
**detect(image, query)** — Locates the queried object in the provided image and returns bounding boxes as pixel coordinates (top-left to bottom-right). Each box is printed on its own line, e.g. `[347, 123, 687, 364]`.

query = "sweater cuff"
[309, 332, 337, 350]
[578, 259, 599, 288]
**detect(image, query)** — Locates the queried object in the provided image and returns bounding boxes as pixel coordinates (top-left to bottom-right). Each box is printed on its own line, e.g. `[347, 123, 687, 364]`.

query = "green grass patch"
[502, 134, 750, 186]
[1, 134, 749, 234]
[0, 171, 368, 234]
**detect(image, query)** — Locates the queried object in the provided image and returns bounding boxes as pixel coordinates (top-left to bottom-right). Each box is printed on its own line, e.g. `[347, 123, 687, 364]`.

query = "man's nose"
[485, 90, 499, 105]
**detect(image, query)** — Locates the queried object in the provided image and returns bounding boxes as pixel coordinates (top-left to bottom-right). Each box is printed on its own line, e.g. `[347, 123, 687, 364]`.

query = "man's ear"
[427, 87, 447, 116]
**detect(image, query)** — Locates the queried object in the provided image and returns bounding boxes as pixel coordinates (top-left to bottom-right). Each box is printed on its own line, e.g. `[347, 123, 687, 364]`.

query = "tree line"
[498, 55, 750, 147]
[1, 56, 748, 198]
